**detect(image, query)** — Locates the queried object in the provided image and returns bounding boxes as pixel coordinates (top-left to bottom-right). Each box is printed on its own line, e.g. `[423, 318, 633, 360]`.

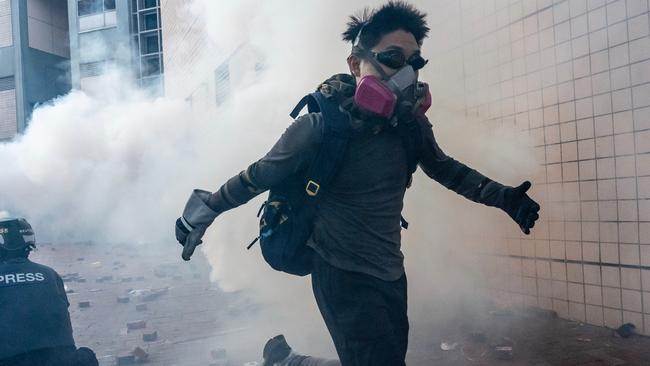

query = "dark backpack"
[248, 91, 422, 276]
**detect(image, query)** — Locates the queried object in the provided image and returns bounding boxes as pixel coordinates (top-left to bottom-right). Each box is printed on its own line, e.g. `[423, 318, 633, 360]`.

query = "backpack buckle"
[305, 180, 320, 197]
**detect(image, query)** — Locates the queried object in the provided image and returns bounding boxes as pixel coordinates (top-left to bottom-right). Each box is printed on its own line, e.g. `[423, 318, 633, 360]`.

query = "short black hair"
[342, 1, 430, 51]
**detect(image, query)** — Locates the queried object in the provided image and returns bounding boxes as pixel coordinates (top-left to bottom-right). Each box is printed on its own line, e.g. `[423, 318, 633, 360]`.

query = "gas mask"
[350, 25, 432, 122]
[354, 65, 431, 121]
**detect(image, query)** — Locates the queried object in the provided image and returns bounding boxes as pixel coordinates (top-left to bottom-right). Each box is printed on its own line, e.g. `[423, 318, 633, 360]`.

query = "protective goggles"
[367, 49, 428, 71]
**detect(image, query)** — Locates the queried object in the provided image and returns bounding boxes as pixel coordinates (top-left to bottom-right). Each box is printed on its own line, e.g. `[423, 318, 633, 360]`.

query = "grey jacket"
[208, 75, 508, 280]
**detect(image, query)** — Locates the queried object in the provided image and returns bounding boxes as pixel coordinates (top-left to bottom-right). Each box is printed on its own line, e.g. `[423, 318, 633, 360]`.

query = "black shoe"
[262, 334, 292, 366]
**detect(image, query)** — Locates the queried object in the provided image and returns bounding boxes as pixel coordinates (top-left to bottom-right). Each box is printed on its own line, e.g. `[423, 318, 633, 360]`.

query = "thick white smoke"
[0, 0, 539, 359]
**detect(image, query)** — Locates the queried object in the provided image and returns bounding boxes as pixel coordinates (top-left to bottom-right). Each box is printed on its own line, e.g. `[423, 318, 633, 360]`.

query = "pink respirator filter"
[354, 75, 397, 118]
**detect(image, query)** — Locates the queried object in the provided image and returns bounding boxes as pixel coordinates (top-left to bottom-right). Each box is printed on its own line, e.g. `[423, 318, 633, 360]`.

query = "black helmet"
[0, 218, 36, 251]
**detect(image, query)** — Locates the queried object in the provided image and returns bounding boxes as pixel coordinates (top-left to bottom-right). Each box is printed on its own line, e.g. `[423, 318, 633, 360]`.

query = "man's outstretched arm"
[175, 114, 322, 260]
[417, 119, 540, 234]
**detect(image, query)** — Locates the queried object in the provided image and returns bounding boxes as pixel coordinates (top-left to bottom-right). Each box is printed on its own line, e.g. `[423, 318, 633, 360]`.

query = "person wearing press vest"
[0, 218, 98, 366]
[175, 2, 540, 366]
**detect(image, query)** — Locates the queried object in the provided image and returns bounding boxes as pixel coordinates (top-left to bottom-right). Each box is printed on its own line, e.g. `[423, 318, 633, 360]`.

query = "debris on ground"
[132, 346, 149, 362]
[136, 303, 148, 311]
[78, 301, 91, 308]
[61, 273, 80, 282]
[615, 323, 637, 338]
[127, 320, 147, 330]
[440, 342, 458, 351]
[143, 330, 158, 342]
[116, 353, 135, 365]
[576, 337, 591, 342]
[129, 287, 169, 302]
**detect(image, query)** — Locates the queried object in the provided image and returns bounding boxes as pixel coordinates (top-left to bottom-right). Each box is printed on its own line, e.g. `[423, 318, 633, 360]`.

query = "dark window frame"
[141, 54, 161, 77]
[139, 10, 159, 31]
[139, 31, 160, 55]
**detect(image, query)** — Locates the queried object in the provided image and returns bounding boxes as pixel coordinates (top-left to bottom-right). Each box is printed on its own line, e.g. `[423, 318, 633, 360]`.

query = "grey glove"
[175, 189, 219, 261]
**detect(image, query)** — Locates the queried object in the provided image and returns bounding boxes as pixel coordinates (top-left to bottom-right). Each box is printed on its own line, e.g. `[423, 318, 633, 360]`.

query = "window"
[139, 0, 158, 9]
[141, 55, 161, 76]
[78, 0, 117, 31]
[78, 0, 102, 16]
[140, 32, 159, 55]
[78, 0, 115, 16]
[140, 11, 158, 31]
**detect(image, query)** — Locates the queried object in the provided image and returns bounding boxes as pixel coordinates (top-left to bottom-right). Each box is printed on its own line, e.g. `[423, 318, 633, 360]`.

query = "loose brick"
[127, 320, 146, 330]
[143, 331, 158, 342]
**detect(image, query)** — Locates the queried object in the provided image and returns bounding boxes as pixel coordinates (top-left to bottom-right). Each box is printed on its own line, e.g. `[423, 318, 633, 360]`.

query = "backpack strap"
[397, 117, 423, 188]
[290, 94, 319, 119]
[289, 92, 350, 201]
[397, 117, 424, 230]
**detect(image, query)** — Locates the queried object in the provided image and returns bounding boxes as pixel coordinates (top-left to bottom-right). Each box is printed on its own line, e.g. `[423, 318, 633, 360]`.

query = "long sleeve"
[417, 118, 509, 208]
[207, 113, 323, 214]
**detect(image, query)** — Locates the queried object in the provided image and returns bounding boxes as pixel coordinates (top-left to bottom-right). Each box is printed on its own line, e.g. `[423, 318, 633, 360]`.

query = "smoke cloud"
[0, 0, 539, 360]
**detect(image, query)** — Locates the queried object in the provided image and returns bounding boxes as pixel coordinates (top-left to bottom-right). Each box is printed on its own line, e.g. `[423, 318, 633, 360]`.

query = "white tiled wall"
[427, 0, 650, 335]
[160, 0, 218, 100]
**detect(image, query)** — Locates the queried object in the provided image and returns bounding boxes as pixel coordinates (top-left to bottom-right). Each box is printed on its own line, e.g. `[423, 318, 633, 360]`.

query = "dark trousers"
[0, 346, 76, 366]
[311, 255, 409, 366]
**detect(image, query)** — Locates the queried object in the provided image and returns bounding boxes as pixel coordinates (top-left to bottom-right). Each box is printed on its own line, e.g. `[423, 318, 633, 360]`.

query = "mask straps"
[353, 46, 390, 81]
[352, 24, 390, 81]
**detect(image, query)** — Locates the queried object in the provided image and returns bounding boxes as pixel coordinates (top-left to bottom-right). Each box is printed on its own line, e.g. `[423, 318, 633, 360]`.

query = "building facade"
[0, 0, 71, 141]
[67, 0, 163, 95]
